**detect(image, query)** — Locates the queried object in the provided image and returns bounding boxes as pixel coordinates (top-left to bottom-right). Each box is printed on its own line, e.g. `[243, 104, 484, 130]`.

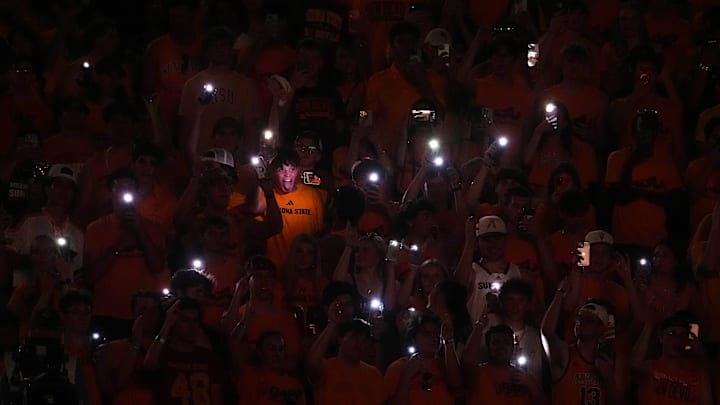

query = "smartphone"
[527, 43, 539, 67]
[90, 332, 106, 351]
[82, 61, 91, 70]
[489, 136, 509, 163]
[545, 103, 558, 130]
[198, 83, 215, 105]
[370, 298, 384, 318]
[301, 171, 321, 186]
[481, 107, 494, 125]
[690, 323, 699, 339]
[412, 109, 437, 123]
[358, 109, 373, 127]
[387, 240, 402, 262]
[577, 242, 591, 267]
[251, 156, 267, 180]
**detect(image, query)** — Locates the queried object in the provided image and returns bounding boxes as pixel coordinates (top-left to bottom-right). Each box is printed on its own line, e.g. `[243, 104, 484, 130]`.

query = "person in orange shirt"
[635, 241, 696, 325]
[75, 102, 138, 226]
[143, 0, 202, 135]
[143, 298, 227, 405]
[178, 27, 259, 158]
[542, 295, 628, 405]
[40, 97, 96, 167]
[384, 313, 462, 405]
[605, 109, 684, 251]
[83, 168, 169, 341]
[54, 290, 103, 405]
[474, 35, 534, 165]
[365, 21, 446, 156]
[306, 318, 384, 405]
[131, 143, 177, 229]
[538, 1, 601, 87]
[688, 205, 720, 353]
[398, 259, 447, 310]
[632, 315, 714, 405]
[548, 190, 595, 278]
[351, 0, 410, 72]
[608, 46, 685, 167]
[221, 256, 302, 371]
[233, 330, 307, 405]
[524, 101, 598, 193]
[543, 45, 607, 145]
[265, 149, 325, 269]
[686, 117, 720, 233]
[283, 233, 328, 312]
[93, 290, 162, 405]
[463, 324, 547, 405]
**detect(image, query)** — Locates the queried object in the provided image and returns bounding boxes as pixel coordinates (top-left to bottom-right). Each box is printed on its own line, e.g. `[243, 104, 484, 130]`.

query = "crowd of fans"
[1, 0, 720, 404]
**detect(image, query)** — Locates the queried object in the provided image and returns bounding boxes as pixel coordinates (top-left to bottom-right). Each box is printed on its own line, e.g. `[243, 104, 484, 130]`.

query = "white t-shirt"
[467, 260, 522, 321]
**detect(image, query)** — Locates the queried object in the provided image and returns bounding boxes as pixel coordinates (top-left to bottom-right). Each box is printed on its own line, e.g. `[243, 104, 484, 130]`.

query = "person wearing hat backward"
[542, 296, 628, 404]
[6, 164, 84, 276]
[632, 314, 714, 405]
[455, 215, 524, 322]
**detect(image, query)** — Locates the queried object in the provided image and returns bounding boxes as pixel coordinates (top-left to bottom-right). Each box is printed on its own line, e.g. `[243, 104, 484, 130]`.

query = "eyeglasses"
[295, 144, 319, 153]
[421, 372, 432, 392]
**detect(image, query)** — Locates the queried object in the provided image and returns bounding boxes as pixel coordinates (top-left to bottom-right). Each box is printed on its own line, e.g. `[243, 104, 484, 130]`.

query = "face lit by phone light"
[274, 163, 299, 193]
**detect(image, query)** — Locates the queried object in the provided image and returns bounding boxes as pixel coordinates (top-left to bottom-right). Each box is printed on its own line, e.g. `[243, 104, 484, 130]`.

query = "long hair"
[283, 234, 323, 294]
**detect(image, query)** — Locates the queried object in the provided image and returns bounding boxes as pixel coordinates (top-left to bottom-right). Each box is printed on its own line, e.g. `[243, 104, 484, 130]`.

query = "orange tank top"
[552, 345, 605, 405]
[639, 359, 708, 405]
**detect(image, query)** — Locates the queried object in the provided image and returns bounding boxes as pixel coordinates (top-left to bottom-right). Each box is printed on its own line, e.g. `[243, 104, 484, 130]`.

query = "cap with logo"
[584, 230, 613, 246]
[47, 164, 78, 184]
[475, 216, 507, 237]
[578, 302, 612, 328]
[201, 148, 235, 168]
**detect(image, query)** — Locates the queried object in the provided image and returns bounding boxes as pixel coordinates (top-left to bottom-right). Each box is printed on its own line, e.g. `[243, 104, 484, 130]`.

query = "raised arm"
[244, 182, 283, 239]
[453, 216, 477, 293]
[540, 286, 570, 379]
[144, 301, 179, 370]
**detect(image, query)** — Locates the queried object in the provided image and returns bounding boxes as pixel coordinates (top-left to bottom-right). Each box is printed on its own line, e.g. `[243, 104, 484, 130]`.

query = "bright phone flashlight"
[263, 130, 274, 140]
[517, 355, 527, 366]
[162, 288, 170, 296]
[491, 281, 502, 292]
[192, 259, 204, 269]
[122, 192, 134, 204]
[368, 172, 379, 183]
[56, 237, 67, 247]
[370, 298, 383, 310]
[428, 138, 439, 150]
[433, 156, 444, 166]
[639, 257, 648, 266]
[545, 103, 557, 113]
[498, 136, 509, 147]
[407, 346, 416, 354]
[92, 333, 100, 340]
[203, 83, 214, 93]
[390, 240, 400, 247]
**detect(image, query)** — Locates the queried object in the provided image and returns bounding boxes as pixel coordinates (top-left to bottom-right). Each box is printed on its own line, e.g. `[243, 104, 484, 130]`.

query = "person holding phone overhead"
[632, 314, 713, 405]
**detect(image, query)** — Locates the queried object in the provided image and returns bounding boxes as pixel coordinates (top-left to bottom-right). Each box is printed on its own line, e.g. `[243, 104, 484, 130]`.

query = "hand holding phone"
[545, 103, 558, 130]
[577, 242, 590, 267]
[198, 83, 216, 105]
[251, 156, 267, 180]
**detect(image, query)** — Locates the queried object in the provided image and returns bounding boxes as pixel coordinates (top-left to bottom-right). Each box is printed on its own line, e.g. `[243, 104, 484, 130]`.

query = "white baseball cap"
[201, 148, 235, 168]
[47, 164, 78, 184]
[424, 28, 452, 47]
[475, 216, 507, 237]
[584, 230, 614, 246]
